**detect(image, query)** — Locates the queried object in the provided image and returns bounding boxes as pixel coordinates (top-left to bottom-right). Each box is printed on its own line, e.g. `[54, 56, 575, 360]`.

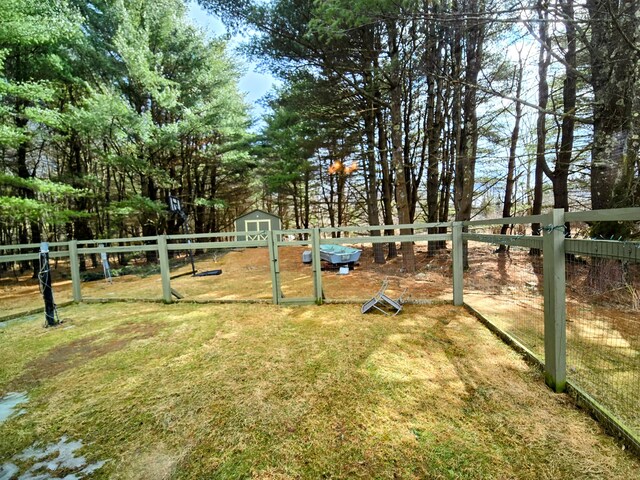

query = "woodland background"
[1, 0, 639, 273]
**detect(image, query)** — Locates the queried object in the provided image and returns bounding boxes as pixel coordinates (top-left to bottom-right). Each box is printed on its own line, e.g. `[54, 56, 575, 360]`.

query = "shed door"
[245, 219, 271, 241]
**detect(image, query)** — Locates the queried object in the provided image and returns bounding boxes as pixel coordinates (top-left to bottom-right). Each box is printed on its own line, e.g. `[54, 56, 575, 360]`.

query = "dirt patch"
[110, 322, 162, 338]
[7, 322, 161, 391]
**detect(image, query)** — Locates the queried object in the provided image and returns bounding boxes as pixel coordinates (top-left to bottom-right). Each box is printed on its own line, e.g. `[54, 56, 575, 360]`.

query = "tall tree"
[586, 0, 640, 217]
[530, 0, 551, 247]
[1, 0, 252, 253]
[497, 57, 524, 251]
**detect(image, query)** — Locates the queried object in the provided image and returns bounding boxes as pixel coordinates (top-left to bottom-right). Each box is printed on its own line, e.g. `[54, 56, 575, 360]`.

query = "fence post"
[68, 240, 82, 302]
[452, 222, 464, 306]
[543, 208, 567, 393]
[311, 227, 323, 304]
[267, 229, 280, 305]
[157, 235, 172, 303]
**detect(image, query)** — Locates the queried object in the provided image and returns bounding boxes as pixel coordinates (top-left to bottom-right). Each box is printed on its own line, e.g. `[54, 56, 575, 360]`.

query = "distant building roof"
[235, 209, 281, 221]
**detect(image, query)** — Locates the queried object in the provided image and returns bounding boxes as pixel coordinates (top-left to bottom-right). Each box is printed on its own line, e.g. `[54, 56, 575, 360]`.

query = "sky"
[186, 2, 278, 125]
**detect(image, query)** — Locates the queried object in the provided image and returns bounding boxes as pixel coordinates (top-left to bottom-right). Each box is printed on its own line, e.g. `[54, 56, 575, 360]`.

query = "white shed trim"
[244, 219, 272, 240]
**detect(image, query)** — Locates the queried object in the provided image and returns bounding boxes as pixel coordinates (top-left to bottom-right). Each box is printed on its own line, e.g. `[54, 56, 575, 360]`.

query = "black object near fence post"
[39, 242, 58, 327]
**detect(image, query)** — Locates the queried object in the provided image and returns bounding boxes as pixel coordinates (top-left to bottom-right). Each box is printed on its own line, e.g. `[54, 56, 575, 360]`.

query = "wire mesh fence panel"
[320, 240, 453, 303]
[278, 241, 314, 300]
[45, 259, 73, 309]
[79, 240, 164, 301]
[169, 244, 272, 301]
[0, 245, 73, 319]
[565, 233, 640, 438]
[464, 239, 545, 359]
[411, 240, 454, 302]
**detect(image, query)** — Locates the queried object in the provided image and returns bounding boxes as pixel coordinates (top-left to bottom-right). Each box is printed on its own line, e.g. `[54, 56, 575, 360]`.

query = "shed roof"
[235, 209, 281, 221]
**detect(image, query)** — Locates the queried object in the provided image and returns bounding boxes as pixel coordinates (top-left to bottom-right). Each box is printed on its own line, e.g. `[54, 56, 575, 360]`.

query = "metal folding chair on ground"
[361, 278, 407, 316]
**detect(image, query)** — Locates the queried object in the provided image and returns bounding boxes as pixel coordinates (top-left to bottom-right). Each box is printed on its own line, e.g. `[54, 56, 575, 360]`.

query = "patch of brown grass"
[8, 322, 161, 391]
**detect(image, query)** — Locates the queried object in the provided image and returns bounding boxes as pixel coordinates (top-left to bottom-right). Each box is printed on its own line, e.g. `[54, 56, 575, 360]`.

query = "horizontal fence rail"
[463, 214, 546, 227]
[0, 250, 70, 262]
[167, 240, 268, 250]
[566, 239, 640, 260]
[321, 233, 452, 246]
[77, 244, 158, 254]
[0, 241, 69, 251]
[167, 231, 256, 240]
[463, 233, 543, 249]
[76, 236, 159, 245]
[319, 221, 451, 234]
[564, 207, 639, 222]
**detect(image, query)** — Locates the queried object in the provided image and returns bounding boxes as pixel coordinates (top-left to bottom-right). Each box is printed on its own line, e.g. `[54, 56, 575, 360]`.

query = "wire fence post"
[68, 240, 82, 302]
[312, 227, 323, 304]
[157, 235, 172, 303]
[543, 208, 567, 393]
[267, 229, 280, 305]
[452, 221, 464, 306]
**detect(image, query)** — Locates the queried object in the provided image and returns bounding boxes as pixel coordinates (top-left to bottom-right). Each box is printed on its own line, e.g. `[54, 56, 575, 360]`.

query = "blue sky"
[186, 2, 277, 124]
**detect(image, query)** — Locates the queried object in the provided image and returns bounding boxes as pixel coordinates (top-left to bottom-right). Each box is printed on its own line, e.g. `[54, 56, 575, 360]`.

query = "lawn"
[0, 303, 638, 479]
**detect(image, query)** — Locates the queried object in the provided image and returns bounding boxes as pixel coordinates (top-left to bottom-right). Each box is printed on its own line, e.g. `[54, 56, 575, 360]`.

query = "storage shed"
[235, 209, 281, 241]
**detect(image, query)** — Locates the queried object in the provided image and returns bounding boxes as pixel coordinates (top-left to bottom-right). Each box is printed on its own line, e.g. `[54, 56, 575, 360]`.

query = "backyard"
[1, 302, 638, 479]
[0, 244, 453, 319]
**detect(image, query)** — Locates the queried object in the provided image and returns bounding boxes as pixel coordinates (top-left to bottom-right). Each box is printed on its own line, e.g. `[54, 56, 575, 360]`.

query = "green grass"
[0, 303, 638, 479]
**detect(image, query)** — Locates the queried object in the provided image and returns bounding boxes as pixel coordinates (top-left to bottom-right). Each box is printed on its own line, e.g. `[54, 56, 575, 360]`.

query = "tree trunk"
[453, 0, 483, 268]
[553, 0, 577, 236]
[425, 27, 445, 254]
[364, 97, 385, 264]
[141, 175, 158, 263]
[12, 68, 41, 273]
[386, 19, 416, 273]
[376, 103, 398, 259]
[530, 1, 551, 254]
[497, 60, 524, 251]
[587, 0, 640, 221]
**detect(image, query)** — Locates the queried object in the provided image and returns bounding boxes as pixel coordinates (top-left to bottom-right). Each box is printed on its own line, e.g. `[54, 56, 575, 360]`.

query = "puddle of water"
[0, 393, 28, 424]
[0, 463, 19, 480]
[0, 436, 107, 480]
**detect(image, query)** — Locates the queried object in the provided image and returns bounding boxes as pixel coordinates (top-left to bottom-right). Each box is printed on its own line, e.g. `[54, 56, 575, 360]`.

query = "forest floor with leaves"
[1, 302, 639, 479]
